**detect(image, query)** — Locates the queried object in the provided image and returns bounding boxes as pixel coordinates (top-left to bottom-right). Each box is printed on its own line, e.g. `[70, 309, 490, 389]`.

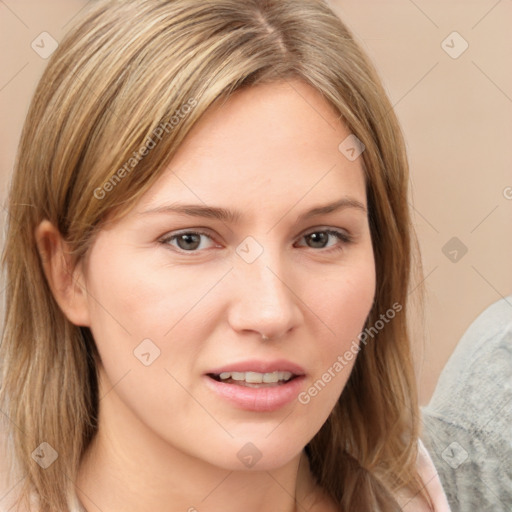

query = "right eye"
[159, 230, 220, 253]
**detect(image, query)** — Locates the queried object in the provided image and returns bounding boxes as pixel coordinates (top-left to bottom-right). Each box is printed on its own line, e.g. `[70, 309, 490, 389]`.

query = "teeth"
[245, 371, 263, 383]
[217, 371, 293, 383]
[263, 371, 279, 383]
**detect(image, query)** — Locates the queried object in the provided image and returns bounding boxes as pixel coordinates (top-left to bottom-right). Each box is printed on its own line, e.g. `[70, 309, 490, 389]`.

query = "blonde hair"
[0, 0, 428, 510]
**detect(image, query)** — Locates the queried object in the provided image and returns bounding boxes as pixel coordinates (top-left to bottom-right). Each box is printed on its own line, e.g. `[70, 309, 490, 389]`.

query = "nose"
[227, 248, 303, 340]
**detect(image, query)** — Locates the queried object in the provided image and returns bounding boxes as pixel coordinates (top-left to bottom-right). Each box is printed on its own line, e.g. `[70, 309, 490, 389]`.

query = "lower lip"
[203, 375, 305, 412]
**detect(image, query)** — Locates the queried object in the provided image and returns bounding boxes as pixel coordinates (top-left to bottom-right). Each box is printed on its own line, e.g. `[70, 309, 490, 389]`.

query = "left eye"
[295, 229, 352, 252]
[160, 228, 352, 253]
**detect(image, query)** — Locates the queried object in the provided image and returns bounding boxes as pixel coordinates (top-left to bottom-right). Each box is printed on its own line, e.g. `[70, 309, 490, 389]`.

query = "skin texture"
[36, 80, 376, 512]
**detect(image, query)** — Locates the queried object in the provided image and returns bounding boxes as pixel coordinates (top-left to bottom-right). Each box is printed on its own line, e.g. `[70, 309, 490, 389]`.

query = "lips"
[204, 359, 306, 412]
[207, 359, 306, 377]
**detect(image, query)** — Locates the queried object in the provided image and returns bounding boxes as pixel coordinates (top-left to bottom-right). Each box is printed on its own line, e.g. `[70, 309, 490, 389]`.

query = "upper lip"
[206, 359, 306, 376]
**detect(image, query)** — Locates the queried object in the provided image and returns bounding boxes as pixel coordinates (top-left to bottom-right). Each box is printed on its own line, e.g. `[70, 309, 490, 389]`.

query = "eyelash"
[159, 228, 353, 255]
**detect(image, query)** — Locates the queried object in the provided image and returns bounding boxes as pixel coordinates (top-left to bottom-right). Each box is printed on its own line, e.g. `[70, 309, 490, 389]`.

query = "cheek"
[301, 257, 376, 406]
[81, 248, 220, 428]
[314, 259, 376, 349]
[84, 245, 217, 342]
[82, 245, 232, 394]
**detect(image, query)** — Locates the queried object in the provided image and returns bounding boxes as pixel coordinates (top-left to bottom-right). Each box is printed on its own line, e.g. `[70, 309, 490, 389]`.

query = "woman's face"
[78, 80, 375, 470]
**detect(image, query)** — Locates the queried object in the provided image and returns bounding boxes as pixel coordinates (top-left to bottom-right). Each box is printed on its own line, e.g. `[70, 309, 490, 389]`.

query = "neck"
[74, 371, 324, 512]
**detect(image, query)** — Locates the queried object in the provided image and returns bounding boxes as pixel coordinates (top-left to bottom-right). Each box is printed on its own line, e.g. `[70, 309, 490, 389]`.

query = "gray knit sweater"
[421, 295, 512, 512]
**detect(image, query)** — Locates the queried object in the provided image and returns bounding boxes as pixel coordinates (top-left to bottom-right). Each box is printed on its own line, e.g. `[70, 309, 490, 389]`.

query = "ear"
[34, 220, 91, 326]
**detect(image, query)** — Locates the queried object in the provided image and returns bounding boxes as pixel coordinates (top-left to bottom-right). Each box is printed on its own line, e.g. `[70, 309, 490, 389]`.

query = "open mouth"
[207, 371, 297, 388]
[204, 364, 306, 411]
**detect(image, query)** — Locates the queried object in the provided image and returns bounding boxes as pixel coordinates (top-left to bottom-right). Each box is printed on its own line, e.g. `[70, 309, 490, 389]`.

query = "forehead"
[136, 80, 366, 218]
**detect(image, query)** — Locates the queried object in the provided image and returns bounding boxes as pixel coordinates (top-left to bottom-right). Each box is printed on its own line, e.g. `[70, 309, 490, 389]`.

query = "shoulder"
[395, 439, 452, 512]
[425, 295, 512, 429]
[421, 296, 512, 509]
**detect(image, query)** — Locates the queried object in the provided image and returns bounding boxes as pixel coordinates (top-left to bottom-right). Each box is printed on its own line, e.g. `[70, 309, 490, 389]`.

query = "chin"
[193, 429, 312, 472]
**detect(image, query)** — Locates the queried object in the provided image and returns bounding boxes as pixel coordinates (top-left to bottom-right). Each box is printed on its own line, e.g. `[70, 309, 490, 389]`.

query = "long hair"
[0, 1, 428, 510]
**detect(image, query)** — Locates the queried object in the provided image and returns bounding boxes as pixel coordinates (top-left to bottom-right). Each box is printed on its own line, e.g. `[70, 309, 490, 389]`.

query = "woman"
[0, 0, 450, 510]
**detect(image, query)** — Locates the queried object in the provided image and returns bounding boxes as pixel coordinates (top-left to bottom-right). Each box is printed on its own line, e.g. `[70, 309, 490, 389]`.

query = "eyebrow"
[138, 197, 367, 223]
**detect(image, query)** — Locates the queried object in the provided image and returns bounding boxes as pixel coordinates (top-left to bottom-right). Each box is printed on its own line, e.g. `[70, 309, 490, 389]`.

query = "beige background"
[1, 1, 511, 405]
